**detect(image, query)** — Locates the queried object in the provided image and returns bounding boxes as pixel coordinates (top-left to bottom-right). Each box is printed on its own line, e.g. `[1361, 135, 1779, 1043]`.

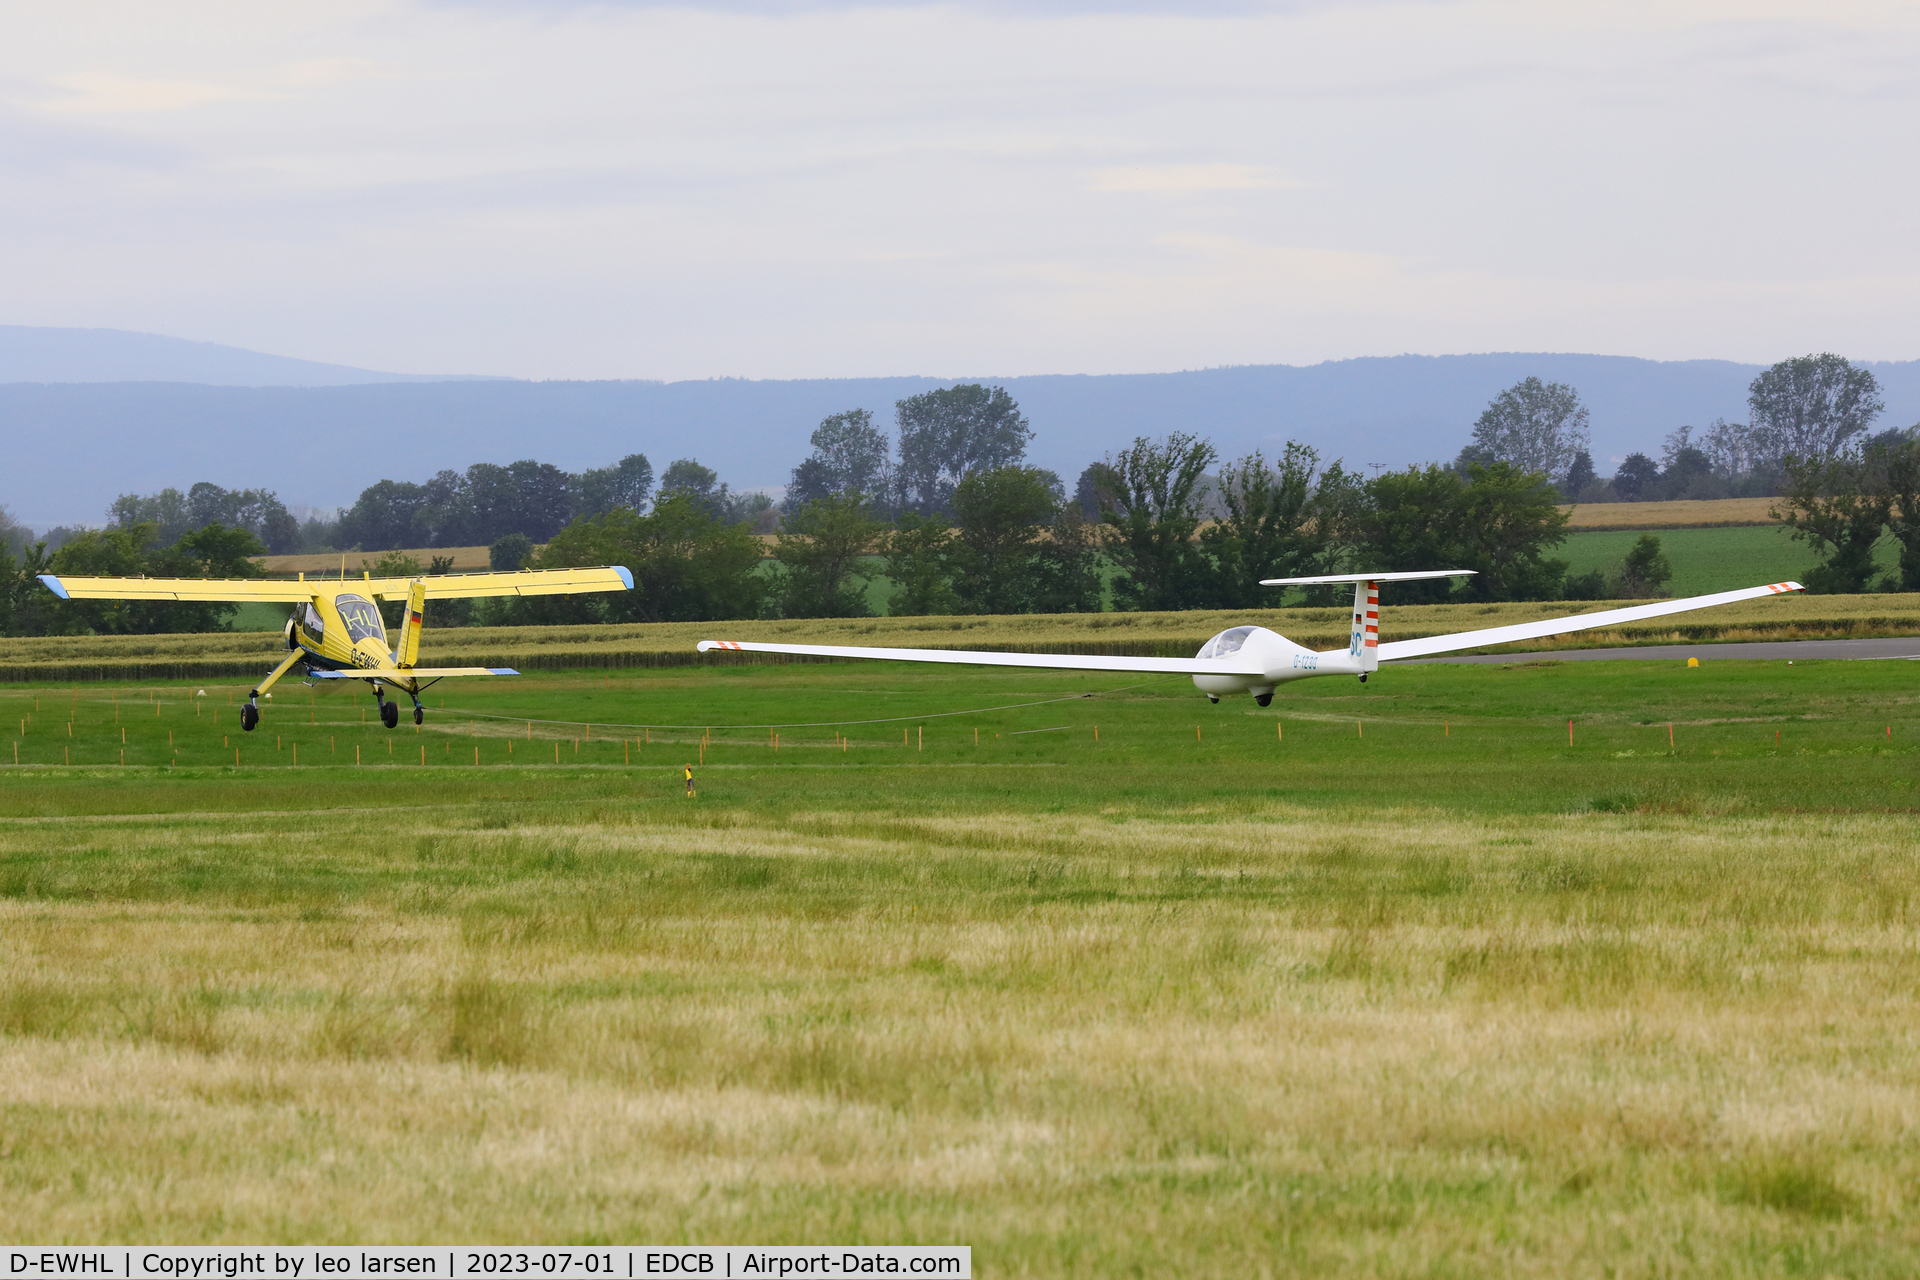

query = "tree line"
[3, 356, 1914, 637]
[494, 417, 1572, 627]
[1450, 354, 1917, 592]
[1462, 353, 1900, 505]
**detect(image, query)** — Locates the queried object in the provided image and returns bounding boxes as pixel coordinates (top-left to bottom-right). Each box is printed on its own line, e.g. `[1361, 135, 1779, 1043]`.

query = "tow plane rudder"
[395, 579, 426, 669]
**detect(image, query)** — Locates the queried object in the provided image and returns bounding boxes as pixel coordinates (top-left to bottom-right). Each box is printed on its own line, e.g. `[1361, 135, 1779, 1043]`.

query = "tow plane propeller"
[39, 565, 632, 731]
[698, 572, 1806, 703]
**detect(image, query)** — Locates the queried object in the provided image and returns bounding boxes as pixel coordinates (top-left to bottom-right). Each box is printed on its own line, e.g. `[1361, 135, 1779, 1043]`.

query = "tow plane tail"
[395, 579, 426, 668]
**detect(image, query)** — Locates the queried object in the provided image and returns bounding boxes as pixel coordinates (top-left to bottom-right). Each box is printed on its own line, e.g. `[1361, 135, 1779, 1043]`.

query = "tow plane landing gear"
[411, 695, 425, 726]
[242, 648, 306, 732]
[373, 688, 400, 729]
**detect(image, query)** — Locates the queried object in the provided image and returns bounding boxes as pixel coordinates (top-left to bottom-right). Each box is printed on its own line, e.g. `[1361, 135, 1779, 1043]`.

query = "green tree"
[1616, 534, 1673, 597]
[1200, 443, 1334, 608]
[1097, 433, 1216, 612]
[1562, 449, 1597, 497]
[1471, 377, 1590, 483]
[1031, 505, 1103, 614]
[1749, 353, 1884, 465]
[569, 453, 654, 521]
[1876, 433, 1920, 591]
[530, 492, 766, 623]
[947, 466, 1061, 614]
[173, 522, 270, 578]
[883, 513, 957, 617]
[785, 410, 893, 514]
[1450, 462, 1572, 601]
[774, 493, 882, 618]
[1327, 465, 1465, 604]
[0, 539, 58, 637]
[489, 533, 533, 572]
[1774, 452, 1892, 594]
[1331, 462, 1568, 603]
[895, 385, 1032, 514]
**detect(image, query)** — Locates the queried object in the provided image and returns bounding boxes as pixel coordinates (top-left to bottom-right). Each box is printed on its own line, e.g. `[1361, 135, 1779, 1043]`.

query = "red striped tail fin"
[1347, 579, 1379, 672]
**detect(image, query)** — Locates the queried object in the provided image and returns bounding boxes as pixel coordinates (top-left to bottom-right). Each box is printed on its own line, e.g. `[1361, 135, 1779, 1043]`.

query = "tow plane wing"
[38, 565, 633, 602]
[307, 667, 519, 680]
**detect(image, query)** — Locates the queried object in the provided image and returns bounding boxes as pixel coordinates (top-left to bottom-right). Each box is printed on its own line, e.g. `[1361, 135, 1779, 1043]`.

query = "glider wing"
[1375, 582, 1805, 661]
[696, 639, 1266, 676]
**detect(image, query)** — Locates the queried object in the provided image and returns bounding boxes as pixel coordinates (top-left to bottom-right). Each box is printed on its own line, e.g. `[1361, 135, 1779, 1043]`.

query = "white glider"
[698, 572, 1806, 706]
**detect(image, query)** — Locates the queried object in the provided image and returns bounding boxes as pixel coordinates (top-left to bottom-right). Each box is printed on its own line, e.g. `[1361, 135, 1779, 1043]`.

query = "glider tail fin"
[395, 579, 426, 669]
[1348, 578, 1380, 673]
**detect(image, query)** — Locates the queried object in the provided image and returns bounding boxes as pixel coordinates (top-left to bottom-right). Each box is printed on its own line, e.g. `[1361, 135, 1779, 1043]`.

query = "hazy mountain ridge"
[4, 326, 1917, 529]
[0, 325, 500, 387]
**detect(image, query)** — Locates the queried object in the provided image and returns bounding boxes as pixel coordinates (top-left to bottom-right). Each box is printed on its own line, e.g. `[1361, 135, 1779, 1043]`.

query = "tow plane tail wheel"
[413, 705, 424, 726]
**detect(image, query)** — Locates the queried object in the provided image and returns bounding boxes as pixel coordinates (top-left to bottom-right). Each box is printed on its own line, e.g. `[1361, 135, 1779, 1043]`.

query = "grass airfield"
[2, 656, 1919, 1274]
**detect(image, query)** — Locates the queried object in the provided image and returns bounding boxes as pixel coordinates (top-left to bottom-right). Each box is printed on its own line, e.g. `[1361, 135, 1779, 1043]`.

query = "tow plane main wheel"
[381, 701, 400, 730]
[239, 704, 260, 732]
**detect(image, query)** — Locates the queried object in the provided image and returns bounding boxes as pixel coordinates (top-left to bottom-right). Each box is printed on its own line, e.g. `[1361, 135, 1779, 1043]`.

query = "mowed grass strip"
[0, 662, 1918, 1271]
[6, 584, 1916, 684]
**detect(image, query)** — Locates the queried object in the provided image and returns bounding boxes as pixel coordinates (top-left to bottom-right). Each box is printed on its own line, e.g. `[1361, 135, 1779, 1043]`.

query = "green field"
[1558, 524, 1898, 597]
[2, 656, 1918, 1272]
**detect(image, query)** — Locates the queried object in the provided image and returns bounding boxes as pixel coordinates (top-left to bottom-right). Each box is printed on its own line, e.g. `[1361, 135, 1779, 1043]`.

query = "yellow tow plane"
[39, 565, 632, 731]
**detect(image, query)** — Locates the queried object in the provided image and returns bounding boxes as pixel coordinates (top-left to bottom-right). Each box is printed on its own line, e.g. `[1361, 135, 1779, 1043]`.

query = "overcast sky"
[3, 1, 1917, 380]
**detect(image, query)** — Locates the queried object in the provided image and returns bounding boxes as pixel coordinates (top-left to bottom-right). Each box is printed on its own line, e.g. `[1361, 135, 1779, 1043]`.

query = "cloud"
[37, 58, 382, 115]
[1087, 163, 1308, 193]
[3, 0, 1919, 381]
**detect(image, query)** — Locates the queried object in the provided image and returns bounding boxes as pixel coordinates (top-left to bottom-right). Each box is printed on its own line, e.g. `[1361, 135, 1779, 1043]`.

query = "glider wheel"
[239, 703, 260, 732]
[381, 701, 400, 730]
[413, 705, 424, 726]
[1254, 692, 1273, 708]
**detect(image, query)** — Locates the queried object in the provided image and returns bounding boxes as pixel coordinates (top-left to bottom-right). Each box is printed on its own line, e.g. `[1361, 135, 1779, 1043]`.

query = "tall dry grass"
[0, 798, 1915, 1270]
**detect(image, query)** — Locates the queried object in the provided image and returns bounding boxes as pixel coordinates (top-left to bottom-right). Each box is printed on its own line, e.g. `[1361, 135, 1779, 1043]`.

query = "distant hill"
[3, 332, 1917, 530]
[0, 325, 495, 387]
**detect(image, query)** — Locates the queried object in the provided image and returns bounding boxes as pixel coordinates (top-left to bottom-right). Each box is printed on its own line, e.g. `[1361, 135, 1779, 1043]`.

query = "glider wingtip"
[695, 640, 718, 652]
[37, 574, 69, 600]
[489, 667, 520, 675]
[612, 566, 634, 590]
